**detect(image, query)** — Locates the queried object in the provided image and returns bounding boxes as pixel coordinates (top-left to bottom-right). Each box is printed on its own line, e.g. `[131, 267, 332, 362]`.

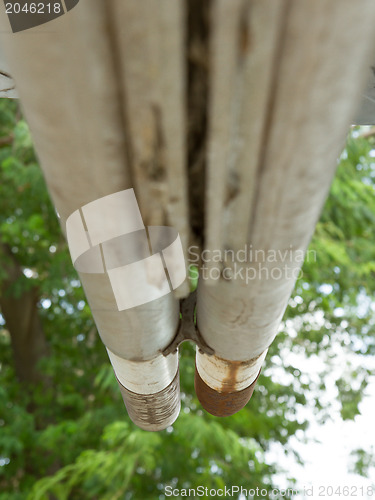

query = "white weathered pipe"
[0, 1, 183, 430]
[108, 350, 180, 431]
[195, 0, 375, 416]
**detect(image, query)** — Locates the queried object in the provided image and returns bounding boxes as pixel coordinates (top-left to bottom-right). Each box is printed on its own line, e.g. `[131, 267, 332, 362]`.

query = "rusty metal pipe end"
[194, 350, 266, 417]
[194, 365, 260, 417]
[117, 369, 180, 431]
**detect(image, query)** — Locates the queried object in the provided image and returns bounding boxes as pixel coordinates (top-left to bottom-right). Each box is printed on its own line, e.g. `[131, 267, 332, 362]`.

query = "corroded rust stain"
[213, 351, 265, 393]
[195, 364, 261, 417]
[116, 370, 180, 431]
[221, 359, 240, 392]
[238, 0, 251, 60]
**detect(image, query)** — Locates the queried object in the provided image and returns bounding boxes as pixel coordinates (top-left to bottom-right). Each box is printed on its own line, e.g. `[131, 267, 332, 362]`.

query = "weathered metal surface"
[355, 65, 375, 125]
[196, 349, 267, 393]
[108, 350, 178, 395]
[109, 0, 190, 298]
[195, 364, 261, 417]
[194, 0, 375, 418]
[204, 0, 284, 281]
[117, 369, 180, 431]
[0, 0, 181, 431]
[197, 0, 375, 364]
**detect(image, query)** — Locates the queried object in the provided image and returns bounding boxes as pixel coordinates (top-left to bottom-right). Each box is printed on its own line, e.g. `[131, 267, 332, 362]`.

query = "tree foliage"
[0, 99, 374, 499]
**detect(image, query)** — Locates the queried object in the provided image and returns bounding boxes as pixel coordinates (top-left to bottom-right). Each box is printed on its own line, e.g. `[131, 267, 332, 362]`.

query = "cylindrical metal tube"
[194, 349, 266, 417]
[108, 350, 180, 431]
[196, 0, 375, 417]
[65, 190, 184, 429]
[0, 3, 184, 430]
